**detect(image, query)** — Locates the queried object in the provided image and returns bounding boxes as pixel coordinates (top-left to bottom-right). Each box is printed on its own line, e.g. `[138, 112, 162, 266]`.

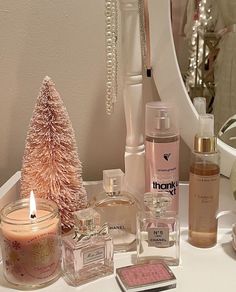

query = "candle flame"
[29, 191, 37, 219]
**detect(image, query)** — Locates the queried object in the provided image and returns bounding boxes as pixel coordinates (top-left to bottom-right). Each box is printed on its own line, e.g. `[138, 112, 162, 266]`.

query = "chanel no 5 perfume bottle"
[137, 192, 180, 266]
[62, 208, 113, 286]
[90, 169, 139, 252]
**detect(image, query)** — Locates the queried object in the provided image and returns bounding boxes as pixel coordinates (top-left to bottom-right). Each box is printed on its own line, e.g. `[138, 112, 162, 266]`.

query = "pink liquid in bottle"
[145, 102, 179, 213]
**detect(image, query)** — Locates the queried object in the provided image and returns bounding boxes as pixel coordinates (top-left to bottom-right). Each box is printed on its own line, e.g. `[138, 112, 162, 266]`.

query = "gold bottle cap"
[194, 135, 217, 153]
[194, 114, 217, 153]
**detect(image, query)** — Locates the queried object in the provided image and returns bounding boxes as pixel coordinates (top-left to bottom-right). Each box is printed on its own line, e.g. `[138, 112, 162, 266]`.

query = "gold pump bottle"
[188, 114, 220, 248]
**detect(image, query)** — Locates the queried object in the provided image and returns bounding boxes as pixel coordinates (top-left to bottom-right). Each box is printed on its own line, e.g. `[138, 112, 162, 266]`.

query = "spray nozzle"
[145, 102, 178, 137]
[155, 109, 170, 130]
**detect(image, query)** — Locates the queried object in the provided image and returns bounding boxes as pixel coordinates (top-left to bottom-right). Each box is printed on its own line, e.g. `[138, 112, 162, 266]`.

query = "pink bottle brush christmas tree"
[21, 76, 87, 231]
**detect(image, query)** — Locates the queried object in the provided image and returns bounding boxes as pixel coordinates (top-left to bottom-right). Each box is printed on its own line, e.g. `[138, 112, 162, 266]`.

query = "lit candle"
[0, 193, 61, 289]
[29, 190, 37, 219]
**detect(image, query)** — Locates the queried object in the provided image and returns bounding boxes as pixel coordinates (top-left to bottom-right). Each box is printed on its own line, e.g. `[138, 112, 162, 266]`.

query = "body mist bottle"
[137, 192, 180, 266]
[145, 102, 179, 213]
[188, 114, 220, 248]
[90, 169, 139, 252]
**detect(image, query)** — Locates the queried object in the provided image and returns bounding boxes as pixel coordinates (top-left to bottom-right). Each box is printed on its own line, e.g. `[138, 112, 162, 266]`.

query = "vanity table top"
[0, 173, 236, 292]
[0, 229, 235, 292]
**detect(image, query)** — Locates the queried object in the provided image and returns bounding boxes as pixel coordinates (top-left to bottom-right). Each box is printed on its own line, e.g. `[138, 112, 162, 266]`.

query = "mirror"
[148, 0, 236, 177]
[172, 1, 236, 149]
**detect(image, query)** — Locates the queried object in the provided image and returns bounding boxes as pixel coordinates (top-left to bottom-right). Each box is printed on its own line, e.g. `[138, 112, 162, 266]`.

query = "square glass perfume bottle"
[90, 169, 139, 252]
[62, 208, 114, 286]
[137, 192, 180, 266]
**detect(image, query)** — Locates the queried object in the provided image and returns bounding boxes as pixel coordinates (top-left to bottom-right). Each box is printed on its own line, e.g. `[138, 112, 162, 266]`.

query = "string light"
[185, 0, 212, 93]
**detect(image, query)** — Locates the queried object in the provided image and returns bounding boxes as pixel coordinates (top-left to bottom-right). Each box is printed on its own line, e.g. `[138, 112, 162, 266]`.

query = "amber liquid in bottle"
[188, 157, 220, 248]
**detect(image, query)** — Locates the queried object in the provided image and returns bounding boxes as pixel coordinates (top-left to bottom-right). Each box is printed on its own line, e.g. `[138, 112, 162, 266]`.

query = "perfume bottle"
[145, 102, 179, 213]
[62, 208, 113, 286]
[90, 169, 139, 252]
[188, 114, 220, 248]
[137, 192, 180, 266]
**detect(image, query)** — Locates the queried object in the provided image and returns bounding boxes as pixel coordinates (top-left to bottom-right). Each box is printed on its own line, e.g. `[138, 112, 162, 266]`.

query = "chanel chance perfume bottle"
[189, 114, 220, 248]
[90, 169, 139, 252]
[62, 208, 113, 286]
[137, 192, 180, 266]
[145, 102, 179, 213]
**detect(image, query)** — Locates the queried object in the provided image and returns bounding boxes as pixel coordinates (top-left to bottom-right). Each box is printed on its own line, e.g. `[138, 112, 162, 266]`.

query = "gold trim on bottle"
[194, 136, 217, 153]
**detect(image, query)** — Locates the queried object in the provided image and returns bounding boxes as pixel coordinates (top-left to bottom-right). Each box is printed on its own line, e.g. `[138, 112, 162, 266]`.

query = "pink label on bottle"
[145, 140, 179, 213]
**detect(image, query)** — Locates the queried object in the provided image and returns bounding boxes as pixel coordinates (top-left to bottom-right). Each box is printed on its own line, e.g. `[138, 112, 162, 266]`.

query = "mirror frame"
[148, 0, 236, 177]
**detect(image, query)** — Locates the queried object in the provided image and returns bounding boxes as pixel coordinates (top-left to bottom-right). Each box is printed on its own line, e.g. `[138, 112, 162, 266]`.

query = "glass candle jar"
[0, 198, 61, 289]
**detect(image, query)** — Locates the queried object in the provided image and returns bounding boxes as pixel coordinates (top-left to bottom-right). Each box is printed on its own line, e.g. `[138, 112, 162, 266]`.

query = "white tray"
[0, 173, 236, 292]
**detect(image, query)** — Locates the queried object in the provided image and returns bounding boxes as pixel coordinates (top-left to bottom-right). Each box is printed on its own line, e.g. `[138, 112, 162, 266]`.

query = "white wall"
[0, 0, 190, 186]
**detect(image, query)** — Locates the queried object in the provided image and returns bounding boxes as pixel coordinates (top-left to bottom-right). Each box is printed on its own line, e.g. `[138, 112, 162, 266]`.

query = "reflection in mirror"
[172, 0, 236, 148]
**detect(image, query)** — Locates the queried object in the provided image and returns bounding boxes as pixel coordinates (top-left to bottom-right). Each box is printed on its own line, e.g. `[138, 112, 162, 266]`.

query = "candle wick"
[30, 213, 36, 219]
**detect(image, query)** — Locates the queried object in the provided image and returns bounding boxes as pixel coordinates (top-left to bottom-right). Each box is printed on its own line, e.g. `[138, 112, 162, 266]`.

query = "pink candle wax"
[0, 198, 61, 289]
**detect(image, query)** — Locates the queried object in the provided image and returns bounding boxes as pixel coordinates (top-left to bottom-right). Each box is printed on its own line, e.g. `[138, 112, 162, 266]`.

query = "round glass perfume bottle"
[90, 169, 140, 252]
[137, 192, 180, 266]
[0, 198, 61, 289]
